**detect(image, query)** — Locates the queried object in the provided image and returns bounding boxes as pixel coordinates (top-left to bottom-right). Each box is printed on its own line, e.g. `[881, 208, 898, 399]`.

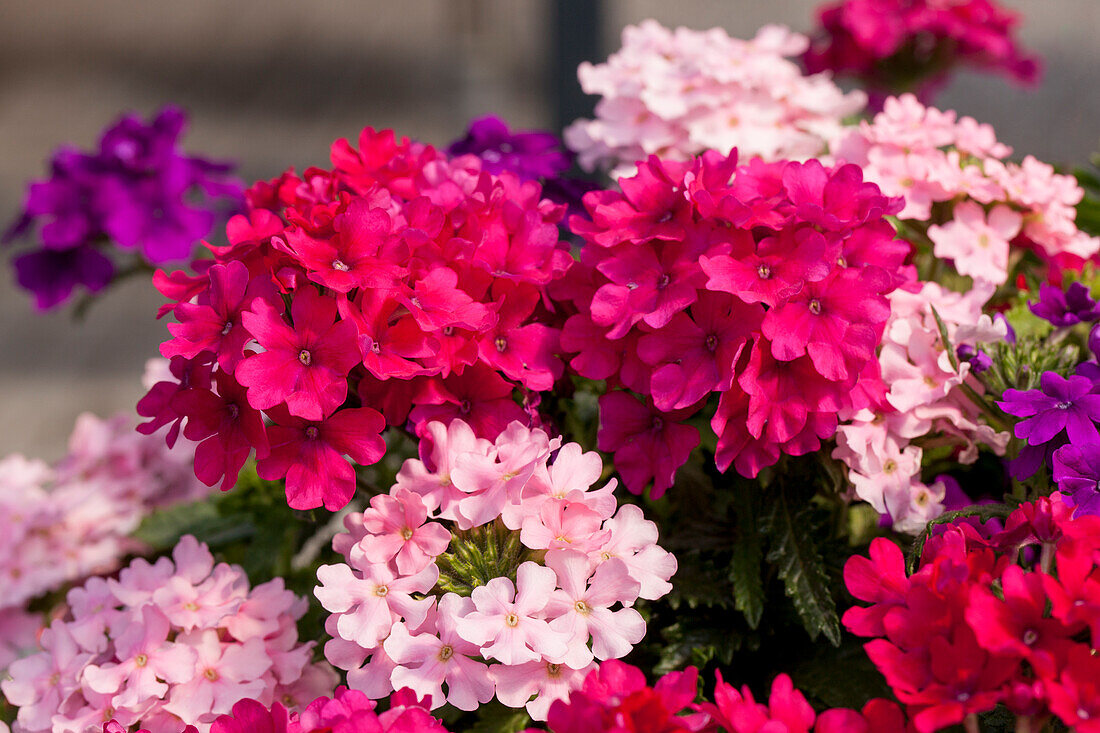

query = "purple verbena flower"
[956, 344, 993, 373]
[998, 371, 1100, 447]
[1052, 442, 1100, 516]
[447, 115, 571, 181]
[1029, 282, 1100, 327]
[5, 106, 242, 309]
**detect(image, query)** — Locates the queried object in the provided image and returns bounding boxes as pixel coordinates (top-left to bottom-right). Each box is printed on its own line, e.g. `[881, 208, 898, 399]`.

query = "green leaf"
[655, 617, 742, 674]
[132, 500, 250, 550]
[789, 637, 892, 710]
[464, 701, 532, 733]
[764, 485, 841, 645]
[929, 305, 959, 373]
[729, 486, 765, 629]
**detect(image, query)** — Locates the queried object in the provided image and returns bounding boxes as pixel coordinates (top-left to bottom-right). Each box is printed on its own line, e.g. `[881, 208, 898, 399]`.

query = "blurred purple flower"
[447, 115, 571, 181]
[1052, 442, 1100, 516]
[5, 106, 242, 309]
[1029, 282, 1100, 327]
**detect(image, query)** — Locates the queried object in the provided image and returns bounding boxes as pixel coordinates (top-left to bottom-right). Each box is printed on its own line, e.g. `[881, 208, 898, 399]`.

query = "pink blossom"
[355, 489, 452, 575]
[314, 561, 438, 649]
[454, 562, 569, 665]
[236, 287, 360, 421]
[493, 660, 595, 721]
[544, 550, 644, 668]
[383, 594, 495, 711]
[257, 405, 386, 511]
[928, 202, 1022, 284]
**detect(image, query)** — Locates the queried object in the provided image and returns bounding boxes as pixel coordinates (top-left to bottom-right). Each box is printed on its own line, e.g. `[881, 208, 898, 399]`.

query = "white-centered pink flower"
[544, 550, 644, 668]
[929, 202, 1022, 284]
[355, 488, 451, 575]
[315, 561, 438, 649]
[384, 594, 495, 711]
[454, 562, 568, 665]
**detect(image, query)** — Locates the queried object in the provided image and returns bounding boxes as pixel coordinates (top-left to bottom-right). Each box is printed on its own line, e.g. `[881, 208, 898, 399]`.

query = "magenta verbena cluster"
[1, 536, 335, 733]
[314, 419, 675, 720]
[141, 127, 575, 512]
[557, 150, 909, 494]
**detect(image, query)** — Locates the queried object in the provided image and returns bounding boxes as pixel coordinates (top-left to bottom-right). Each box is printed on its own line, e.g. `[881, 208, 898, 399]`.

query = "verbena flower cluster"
[2, 536, 336, 733]
[4, 107, 242, 309]
[0, 405, 207, 618]
[143, 126, 575, 510]
[524, 659, 908, 732]
[845, 497, 1100, 732]
[557, 150, 907, 494]
[564, 21, 865, 177]
[104, 687, 452, 733]
[833, 279, 1010, 531]
[803, 0, 1042, 105]
[1001, 363, 1100, 496]
[832, 94, 1099, 287]
[315, 420, 675, 720]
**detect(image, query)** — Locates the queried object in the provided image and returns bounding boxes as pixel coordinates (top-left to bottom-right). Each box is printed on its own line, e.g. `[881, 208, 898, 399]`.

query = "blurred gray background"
[1, 0, 1097, 459]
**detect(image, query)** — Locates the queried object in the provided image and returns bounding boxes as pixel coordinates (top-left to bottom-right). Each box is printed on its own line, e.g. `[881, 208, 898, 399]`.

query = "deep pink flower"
[257, 405, 386, 510]
[396, 266, 496, 333]
[761, 268, 891, 380]
[162, 260, 279, 372]
[597, 392, 699, 498]
[637, 293, 761, 411]
[175, 370, 269, 490]
[136, 354, 213, 447]
[478, 283, 563, 391]
[283, 199, 406, 293]
[408, 365, 527, 441]
[237, 286, 360, 421]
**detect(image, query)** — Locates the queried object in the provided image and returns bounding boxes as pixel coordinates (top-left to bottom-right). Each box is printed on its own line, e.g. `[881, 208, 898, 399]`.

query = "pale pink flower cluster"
[833, 277, 1010, 532]
[564, 21, 865, 177]
[1, 535, 336, 733]
[832, 94, 1099, 286]
[315, 420, 676, 721]
[0, 409, 207, 618]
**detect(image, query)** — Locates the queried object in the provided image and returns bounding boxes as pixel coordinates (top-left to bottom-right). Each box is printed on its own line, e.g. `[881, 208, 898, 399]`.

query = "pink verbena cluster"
[142, 127, 574, 511]
[563, 21, 865, 177]
[1, 535, 336, 733]
[143, 687, 452, 733]
[523, 659, 907, 733]
[0, 405, 207, 616]
[557, 151, 908, 494]
[803, 0, 1041, 105]
[832, 94, 1099, 286]
[846, 497, 1100, 732]
[315, 420, 675, 721]
[833, 277, 1010, 531]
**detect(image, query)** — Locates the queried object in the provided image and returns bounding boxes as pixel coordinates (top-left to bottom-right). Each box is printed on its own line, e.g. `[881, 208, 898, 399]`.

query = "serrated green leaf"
[764, 486, 841, 646]
[729, 487, 765, 629]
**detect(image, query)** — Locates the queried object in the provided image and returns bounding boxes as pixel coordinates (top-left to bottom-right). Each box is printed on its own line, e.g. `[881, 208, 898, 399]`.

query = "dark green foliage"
[762, 482, 841, 646]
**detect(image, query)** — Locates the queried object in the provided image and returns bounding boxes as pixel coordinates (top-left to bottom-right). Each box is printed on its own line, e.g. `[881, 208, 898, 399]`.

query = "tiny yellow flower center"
[134, 654, 148, 668]
[505, 613, 519, 628]
[204, 668, 219, 681]
[298, 349, 312, 366]
[437, 645, 454, 662]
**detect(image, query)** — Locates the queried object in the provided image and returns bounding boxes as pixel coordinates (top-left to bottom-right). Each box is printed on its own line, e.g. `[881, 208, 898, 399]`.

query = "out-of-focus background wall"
[1, 0, 1097, 458]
